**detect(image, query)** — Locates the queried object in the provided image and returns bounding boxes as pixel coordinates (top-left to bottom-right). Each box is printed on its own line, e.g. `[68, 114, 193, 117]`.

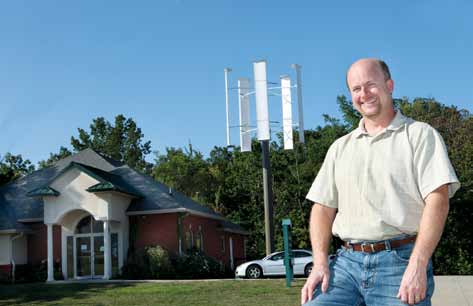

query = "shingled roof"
[0, 149, 247, 235]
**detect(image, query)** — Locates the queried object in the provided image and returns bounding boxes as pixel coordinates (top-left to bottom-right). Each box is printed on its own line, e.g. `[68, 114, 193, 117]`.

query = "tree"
[152, 144, 212, 203]
[38, 146, 72, 169]
[398, 98, 473, 275]
[0, 153, 35, 186]
[70, 115, 152, 173]
[336, 95, 361, 131]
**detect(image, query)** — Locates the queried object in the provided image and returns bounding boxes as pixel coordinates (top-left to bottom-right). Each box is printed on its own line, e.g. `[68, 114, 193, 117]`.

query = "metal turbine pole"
[224, 68, 232, 147]
[261, 139, 274, 255]
[253, 60, 275, 255]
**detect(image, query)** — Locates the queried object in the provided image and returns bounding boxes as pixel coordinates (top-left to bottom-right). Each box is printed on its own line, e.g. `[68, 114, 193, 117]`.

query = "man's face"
[347, 60, 394, 119]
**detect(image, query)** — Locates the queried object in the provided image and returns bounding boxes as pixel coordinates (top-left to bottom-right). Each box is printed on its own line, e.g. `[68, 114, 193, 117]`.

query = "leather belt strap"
[344, 236, 416, 253]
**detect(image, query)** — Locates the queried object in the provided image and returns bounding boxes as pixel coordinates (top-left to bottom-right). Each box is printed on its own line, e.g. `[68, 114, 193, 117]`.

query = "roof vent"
[169, 187, 173, 196]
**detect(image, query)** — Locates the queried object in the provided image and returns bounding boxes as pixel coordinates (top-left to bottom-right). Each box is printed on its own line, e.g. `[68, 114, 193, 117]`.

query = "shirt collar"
[353, 110, 406, 138]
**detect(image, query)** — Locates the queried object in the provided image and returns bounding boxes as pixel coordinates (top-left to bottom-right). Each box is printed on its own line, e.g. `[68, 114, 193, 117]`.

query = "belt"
[344, 236, 416, 253]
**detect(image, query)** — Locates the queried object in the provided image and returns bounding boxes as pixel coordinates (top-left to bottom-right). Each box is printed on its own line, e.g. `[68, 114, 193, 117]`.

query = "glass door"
[76, 237, 91, 277]
[94, 236, 104, 276]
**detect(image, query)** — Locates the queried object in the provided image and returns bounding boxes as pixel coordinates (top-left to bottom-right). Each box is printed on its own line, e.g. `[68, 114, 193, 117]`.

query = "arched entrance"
[66, 215, 118, 279]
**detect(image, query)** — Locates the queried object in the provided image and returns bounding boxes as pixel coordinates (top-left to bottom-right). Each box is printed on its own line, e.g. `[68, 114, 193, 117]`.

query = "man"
[300, 58, 460, 306]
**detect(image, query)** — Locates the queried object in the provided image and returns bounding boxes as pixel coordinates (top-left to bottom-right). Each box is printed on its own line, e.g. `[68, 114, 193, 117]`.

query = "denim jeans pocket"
[391, 245, 413, 263]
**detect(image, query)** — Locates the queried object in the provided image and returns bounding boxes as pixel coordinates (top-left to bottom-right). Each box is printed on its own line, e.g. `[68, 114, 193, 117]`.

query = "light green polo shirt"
[306, 111, 460, 241]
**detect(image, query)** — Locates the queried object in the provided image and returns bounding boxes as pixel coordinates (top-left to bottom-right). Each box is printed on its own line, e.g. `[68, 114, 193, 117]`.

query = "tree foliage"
[0, 153, 35, 186]
[397, 98, 473, 274]
[152, 144, 212, 203]
[39, 115, 152, 173]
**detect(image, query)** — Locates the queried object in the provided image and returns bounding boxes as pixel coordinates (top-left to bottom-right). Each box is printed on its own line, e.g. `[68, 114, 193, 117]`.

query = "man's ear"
[387, 79, 394, 94]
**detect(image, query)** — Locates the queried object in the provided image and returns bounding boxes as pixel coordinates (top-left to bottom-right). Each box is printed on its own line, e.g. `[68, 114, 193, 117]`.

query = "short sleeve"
[414, 126, 460, 199]
[306, 143, 339, 208]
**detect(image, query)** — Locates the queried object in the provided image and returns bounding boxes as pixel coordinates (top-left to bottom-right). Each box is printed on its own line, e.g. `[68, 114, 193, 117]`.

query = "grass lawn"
[0, 278, 305, 306]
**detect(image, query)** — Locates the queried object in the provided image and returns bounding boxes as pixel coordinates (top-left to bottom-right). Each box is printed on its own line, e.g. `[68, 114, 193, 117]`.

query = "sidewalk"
[433, 276, 473, 306]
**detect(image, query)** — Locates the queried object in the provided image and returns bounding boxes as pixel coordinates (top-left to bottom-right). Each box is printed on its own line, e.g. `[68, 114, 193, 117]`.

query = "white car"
[235, 249, 313, 279]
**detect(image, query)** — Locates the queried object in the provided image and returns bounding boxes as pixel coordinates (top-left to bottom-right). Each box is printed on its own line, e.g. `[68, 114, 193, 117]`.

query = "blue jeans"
[304, 239, 435, 306]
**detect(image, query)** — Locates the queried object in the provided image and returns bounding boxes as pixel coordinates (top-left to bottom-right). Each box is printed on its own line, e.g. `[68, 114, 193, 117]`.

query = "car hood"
[236, 259, 266, 270]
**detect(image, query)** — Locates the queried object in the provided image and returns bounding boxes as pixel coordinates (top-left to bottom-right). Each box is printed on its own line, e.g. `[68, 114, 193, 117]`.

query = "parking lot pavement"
[433, 276, 473, 306]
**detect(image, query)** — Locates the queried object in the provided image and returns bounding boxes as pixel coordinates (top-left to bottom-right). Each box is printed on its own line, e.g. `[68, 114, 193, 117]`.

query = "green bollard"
[282, 218, 293, 287]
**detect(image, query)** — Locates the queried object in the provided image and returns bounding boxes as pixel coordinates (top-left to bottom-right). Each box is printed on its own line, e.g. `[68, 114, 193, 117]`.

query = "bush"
[122, 246, 228, 280]
[146, 245, 174, 278]
[173, 249, 225, 279]
[122, 248, 149, 279]
[0, 260, 64, 284]
[122, 245, 174, 279]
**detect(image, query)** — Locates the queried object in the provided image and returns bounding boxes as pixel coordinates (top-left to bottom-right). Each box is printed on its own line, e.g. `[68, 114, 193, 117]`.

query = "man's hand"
[397, 261, 427, 305]
[397, 185, 449, 305]
[300, 262, 330, 305]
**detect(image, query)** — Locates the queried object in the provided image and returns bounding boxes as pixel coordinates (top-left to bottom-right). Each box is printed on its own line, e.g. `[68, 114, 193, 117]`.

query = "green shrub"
[146, 245, 174, 278]
[174, 249, 224, 279]
[122, 248, 151, 279]
[122, 245, 174, 279]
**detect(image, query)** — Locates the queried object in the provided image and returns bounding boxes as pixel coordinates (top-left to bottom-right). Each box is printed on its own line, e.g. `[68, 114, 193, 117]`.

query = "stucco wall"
[46, 168, 108, 223]
[0, 235, 11, 265]
[12, 235, 27, 265]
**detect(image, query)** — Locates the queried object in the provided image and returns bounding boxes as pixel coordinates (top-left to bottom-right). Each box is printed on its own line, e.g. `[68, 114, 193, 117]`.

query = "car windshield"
[270, 253, 284, 260]
[264, 250, 311, 261]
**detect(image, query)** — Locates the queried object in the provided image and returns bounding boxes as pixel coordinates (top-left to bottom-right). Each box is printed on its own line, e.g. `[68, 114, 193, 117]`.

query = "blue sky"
[1, 0, 472, 165]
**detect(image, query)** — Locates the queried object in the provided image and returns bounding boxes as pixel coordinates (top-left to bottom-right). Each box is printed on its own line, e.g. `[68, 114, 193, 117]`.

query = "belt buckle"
[361, 242, 375, 253]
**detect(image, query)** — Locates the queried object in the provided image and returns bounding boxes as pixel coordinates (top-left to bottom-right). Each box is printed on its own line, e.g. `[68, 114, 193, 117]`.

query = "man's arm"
[397, 184, 450, 305]
[300, 203, 337, 305]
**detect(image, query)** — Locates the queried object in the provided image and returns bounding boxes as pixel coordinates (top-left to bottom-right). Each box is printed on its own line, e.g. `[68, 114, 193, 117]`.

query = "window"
[67, 236, 73, 278]
[75, 216, 103, 234]
[243, 238, 248, 258]
[194, 228, 203, 252]
[270, 252, 284, 261]
[220, 236, 225, 253]
[185, 231, 193, 251]
[111, 233, 119, 277]
[294, 251, 311, 258]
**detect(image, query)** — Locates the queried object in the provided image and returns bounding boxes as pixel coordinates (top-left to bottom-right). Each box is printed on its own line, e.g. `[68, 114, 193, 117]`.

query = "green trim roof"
[86, 182, 142, 198]
[30, 161, 143, 199]
[26, 186, 60, 197]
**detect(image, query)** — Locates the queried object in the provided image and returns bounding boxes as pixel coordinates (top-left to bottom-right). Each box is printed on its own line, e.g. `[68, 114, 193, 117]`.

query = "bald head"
[346, 58, 391, 89]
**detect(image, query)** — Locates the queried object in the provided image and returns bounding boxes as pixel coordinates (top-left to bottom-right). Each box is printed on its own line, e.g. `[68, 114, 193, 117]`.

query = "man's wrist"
[409, 253, 430, 268]
[313, 250, 329, 265]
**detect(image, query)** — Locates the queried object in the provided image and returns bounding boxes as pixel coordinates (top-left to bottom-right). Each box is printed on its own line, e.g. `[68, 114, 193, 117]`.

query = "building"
[0, 149, 248, 281]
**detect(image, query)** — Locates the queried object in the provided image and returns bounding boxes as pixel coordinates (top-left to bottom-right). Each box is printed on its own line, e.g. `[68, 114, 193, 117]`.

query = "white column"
[103, 220, 112, 279]
[229, 237, 234, 271]
[46, 224, 54, 282]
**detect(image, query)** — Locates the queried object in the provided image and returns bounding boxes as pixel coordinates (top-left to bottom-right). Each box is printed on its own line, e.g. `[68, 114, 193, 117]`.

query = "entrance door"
[76, 237, 92, 277]
[75, 236, 104, 278]
[70, 216, 119, 279]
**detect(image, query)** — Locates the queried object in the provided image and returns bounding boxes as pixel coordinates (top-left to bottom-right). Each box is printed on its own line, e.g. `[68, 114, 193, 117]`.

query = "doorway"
[66, 215, 119, 279]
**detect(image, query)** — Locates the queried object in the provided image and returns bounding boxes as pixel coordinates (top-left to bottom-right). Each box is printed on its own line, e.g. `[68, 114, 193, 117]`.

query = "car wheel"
[246, 264, 263, 279]
[304, 263, 313, 277]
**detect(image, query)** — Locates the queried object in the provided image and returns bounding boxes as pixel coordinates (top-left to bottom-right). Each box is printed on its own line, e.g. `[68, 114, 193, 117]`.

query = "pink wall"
[27, 223, 62, 266]
[132, 213, 247, 270]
